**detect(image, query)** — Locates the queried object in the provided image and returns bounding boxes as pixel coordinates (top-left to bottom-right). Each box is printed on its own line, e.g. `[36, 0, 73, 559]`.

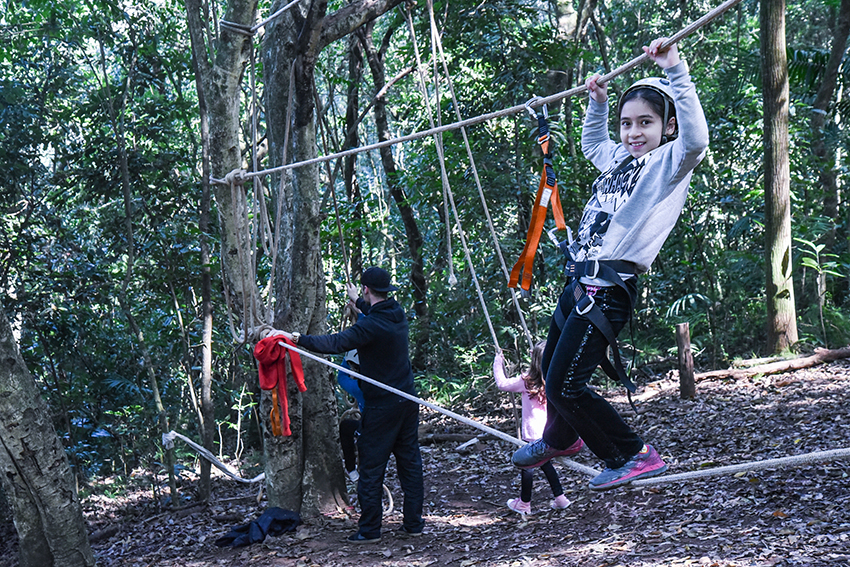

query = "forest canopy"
[1, 0, 847, 491]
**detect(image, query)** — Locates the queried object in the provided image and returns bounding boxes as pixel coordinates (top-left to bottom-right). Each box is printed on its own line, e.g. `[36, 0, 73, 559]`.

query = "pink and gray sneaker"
[506, 498, 531, 515]
[588, 444, 667, 491]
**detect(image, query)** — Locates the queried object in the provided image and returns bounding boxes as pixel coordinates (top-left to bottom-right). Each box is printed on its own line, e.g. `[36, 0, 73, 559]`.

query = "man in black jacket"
[282, 267, 424, 543]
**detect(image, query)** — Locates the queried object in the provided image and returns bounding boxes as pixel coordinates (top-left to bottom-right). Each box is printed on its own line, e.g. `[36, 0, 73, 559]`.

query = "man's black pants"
[357, 399, 424, 537]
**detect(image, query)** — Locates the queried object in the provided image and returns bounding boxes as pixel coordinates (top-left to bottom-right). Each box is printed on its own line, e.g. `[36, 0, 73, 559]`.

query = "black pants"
[357, 399, 424, 537]
[520, 461, 563, 502]
[542, 279, 644, 469]
[339, 418, 360, 472]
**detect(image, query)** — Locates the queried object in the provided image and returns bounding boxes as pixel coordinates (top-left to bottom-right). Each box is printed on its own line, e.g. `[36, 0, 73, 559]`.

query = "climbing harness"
[554, 260, 639, 394]
[509, 98, 567, 292]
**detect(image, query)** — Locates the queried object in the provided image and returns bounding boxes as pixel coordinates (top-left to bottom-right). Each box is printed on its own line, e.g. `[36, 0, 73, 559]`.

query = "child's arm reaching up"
[493, 351, 525, 393]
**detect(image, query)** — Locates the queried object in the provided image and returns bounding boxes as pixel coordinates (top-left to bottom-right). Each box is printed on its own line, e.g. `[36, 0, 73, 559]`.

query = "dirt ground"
[3, 358, 850, 567]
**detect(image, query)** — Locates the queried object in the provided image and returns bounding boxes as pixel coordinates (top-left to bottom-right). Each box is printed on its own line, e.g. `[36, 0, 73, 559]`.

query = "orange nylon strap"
[270, 388, 283, 437]
[509, 137, 566, 290]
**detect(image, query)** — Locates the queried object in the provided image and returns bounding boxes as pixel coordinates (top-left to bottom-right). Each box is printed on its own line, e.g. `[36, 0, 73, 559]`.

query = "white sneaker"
[348, 469, 360, 482]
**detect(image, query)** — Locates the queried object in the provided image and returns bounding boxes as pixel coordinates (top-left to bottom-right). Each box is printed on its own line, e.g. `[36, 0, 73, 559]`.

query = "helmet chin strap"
[661, 101, 673, 144]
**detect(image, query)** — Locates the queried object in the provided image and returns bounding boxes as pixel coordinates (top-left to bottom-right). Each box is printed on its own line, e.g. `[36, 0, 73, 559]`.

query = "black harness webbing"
[553, 259, 639, 393]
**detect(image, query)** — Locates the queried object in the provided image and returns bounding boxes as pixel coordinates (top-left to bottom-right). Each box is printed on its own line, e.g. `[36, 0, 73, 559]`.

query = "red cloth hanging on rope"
[254, 336, 306, 436]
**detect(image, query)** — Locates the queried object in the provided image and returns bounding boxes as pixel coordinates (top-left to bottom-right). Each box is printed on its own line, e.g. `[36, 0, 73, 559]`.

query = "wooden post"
[676, 323, 696, 399]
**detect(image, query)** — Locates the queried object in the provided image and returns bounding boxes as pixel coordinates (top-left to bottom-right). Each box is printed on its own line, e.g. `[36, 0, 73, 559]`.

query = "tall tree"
[260, 0, 406, 517]
[344, 32, 365, 279]
[0, 309, 95, 567]
[761, 0, 798, 352]
[184, 0, 261, 499]
[184, 0, 262, 326]
[810, 0, 850, 253]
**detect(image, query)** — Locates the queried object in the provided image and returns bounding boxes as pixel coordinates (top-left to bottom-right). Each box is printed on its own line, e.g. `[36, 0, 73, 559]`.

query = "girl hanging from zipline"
[512, 37, 709, 490]
[494, 342, 573, 514]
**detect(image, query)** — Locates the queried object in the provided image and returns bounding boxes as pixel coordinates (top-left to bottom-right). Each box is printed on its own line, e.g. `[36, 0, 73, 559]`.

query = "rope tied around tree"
[219, 0, 300, 36]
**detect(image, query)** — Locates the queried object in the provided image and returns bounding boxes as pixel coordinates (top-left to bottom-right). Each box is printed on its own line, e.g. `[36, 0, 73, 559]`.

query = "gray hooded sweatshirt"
[573, 60, 709, 277]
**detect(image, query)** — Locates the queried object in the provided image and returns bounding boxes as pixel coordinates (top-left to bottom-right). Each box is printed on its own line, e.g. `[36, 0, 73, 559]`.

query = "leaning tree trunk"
[761, 0, 798, 353]
[0, 310, 95, 567]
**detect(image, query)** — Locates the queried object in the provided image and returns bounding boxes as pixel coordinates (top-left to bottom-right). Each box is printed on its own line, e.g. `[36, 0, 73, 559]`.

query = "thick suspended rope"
[210, 0, 744, 184]
[277, 340, 600, 477]
[405, 7, 456, 286]
[277, 340, 850, 485]
[404, 5, 500, 349]
[423, 1, 534, 349]
[412, 1, 524, 436]
[162, 430, 266, 484]
[287, 339, 589, 473]
[632, 448, 850, 488]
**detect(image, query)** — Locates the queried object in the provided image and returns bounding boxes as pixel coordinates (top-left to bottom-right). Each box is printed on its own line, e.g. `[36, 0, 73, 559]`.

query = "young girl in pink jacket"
[494, 342, 580, 514]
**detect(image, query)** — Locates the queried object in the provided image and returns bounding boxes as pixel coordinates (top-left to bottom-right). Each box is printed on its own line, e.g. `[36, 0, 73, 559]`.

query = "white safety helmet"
[344, 350, 359, 366]
[618, 77, 678, 142]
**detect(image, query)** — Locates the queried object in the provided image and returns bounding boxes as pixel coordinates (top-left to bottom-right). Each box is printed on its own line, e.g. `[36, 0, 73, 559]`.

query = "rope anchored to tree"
[277, 341, 850, 488]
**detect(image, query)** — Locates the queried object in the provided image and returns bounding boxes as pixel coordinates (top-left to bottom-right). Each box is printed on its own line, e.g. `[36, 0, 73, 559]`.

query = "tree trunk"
[359, 23, 431, 370]
[810, 0, 850, 253]
[696, 346, 850, 381]
[261, 0, 404, 517]
[344, 33, 364, 279]
[185, 0, 261, 502]
[185, 0, 262, 331]
[189, 21, 217, 500]
[761, 0, 798, 353]
[0, 310, 95, 567]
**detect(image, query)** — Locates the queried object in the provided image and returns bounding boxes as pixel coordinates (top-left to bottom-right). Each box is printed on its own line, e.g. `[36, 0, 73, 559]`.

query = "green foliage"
[3, 0, 849, 487]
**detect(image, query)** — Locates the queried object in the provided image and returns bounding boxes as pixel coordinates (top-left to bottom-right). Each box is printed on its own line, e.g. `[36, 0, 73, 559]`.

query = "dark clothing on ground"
[215, 507, 301, 547]
[542, 279, 644, 469]
[296, 297, 423, 537]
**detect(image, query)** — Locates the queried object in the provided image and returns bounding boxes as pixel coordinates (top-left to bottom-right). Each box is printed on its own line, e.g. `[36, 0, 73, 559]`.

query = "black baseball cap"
[361, 267, 398, 293]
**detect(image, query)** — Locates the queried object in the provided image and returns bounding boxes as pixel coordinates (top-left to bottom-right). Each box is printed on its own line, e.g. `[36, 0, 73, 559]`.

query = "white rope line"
[404, 6, 456, 286]
[280, 342, 850, 486]
[162, 430, 266, 484]
[424, 1, 534, 349]
[632, 448, 850, 488]
[219, 0, 299, 35]
[405, 5, 500, 348]
[277, 340, 600, 477]
[251, 0, 299, 33]
[210, 0, 744, 184]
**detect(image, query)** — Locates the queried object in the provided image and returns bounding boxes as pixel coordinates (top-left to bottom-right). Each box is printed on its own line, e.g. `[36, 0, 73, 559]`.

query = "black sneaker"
[398, 526, 423, 537]
[347, 532, 381, 544]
